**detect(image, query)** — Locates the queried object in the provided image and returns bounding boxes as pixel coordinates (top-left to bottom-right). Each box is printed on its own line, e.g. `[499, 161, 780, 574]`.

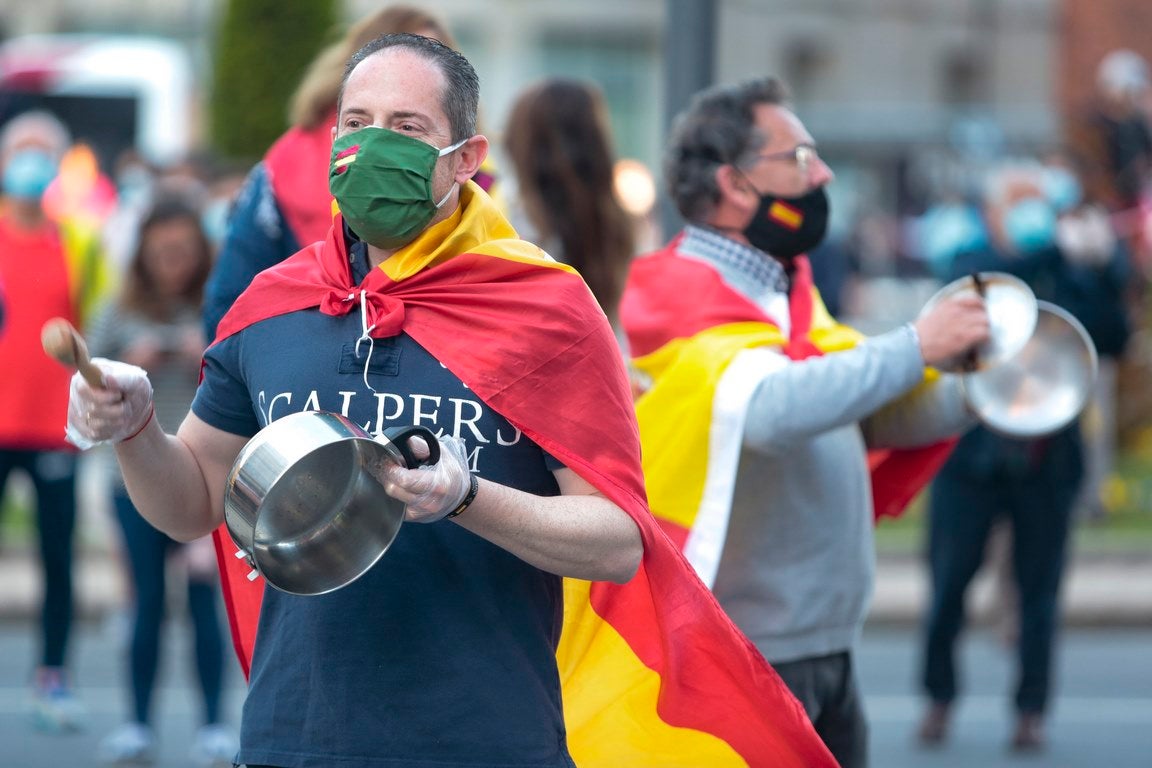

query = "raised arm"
[66, 360, 247, 542]
[72, 362, 643, 580]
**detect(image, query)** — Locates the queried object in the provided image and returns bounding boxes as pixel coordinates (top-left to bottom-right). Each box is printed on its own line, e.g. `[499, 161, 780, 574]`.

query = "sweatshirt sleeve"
[861, 371, 975, 449]
[742, 323, 926, 453]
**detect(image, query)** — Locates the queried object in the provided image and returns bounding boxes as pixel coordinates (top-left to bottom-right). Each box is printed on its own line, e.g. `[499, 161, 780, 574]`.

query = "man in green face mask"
[64, 32, 839, 768]
[329, 121, 467, 250]
[327, 32, 482, 259]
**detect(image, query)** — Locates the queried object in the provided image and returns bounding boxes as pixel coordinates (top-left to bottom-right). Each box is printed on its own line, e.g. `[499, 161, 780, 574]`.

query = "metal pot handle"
[380, 425, 441, 468]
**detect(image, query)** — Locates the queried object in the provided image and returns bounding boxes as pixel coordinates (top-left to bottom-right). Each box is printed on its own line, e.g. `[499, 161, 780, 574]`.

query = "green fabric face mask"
[329, 126, 467, 250]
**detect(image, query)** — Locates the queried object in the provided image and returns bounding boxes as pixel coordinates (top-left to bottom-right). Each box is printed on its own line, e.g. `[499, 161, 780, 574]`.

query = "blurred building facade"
[1, 0, 1148, 237]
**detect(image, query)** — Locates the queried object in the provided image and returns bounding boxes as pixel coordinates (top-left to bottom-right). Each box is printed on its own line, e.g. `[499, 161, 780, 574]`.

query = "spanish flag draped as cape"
[621, 240, 954, 584]
[210, 183, 837, 768]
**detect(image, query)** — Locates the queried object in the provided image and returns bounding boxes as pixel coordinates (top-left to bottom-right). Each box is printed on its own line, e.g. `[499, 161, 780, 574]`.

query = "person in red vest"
[0, 109, 111, 732]
[64, 34, 842, 768]
[619, 77, 990, 768]
[201, 4, 497, 341]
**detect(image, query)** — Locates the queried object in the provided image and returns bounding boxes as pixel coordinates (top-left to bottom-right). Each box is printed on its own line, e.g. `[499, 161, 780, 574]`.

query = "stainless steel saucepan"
[223, 411, 439, 596]
[919, 271, 1038, 372]
[961, 301, 1098, 439]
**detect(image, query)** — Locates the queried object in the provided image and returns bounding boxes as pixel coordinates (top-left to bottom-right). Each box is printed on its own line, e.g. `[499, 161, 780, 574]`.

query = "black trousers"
[920, 436, 1078, 715]
[0, 448, 78, 668]
[772, 651, 868, 768]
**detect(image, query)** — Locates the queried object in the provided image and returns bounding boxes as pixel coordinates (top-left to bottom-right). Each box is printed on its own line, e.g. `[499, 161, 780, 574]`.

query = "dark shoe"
[916, 702, 951, 747]
[1010, 712, 1045, 752]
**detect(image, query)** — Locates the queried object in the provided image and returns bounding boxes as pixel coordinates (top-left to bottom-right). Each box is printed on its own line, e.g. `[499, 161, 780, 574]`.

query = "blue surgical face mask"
[116, 164, 153, 208]
[1043, 167, 1082, 213]
[1004, 197, 1057, 253]
[2, 149, 58, 200]
[920, 203, 987, 276]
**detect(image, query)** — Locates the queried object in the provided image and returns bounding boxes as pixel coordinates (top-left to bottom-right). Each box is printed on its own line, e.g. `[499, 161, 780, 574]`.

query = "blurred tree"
[209, 0, 339, 163]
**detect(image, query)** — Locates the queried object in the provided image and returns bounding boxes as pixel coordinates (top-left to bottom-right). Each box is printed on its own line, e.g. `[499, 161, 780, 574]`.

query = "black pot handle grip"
[381, 425, 441, 468]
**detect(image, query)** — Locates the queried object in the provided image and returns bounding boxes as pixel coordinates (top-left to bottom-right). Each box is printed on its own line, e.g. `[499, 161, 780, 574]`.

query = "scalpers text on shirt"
[256, 388, 523, 473]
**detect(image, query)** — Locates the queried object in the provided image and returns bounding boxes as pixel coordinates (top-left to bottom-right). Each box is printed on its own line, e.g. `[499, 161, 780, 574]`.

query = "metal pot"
[961, 301, 1098, 439]
[223, 411, 439, 596]
[920, 271, 1038, 372]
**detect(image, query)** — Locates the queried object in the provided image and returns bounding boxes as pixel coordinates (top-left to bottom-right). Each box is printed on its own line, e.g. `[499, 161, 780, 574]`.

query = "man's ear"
[454, 135, 489, 184]
[715, 163, 752, 205]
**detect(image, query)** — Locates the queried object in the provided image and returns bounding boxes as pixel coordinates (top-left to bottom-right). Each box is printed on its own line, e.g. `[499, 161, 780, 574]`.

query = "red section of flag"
[620, 237, 769, 358]
[869, 438, 957, 521]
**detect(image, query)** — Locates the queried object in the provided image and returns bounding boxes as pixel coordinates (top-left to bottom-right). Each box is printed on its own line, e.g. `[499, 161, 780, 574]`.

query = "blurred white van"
[0, 33, 196, 171]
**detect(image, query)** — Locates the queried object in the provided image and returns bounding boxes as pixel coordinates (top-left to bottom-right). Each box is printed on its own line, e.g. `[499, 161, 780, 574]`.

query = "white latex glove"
[65, 358, 154, 450]
[379, 433, 473, 523]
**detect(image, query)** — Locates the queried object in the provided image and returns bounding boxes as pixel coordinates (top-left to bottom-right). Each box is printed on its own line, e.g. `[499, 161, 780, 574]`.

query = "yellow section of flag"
[632, 323, 785, 532]
[768, 201, 803, 230]
[557, 579, 748, 766]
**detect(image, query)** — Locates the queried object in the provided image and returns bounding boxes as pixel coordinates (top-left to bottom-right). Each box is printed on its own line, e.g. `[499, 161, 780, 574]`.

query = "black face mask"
[743, 186, 829, 259]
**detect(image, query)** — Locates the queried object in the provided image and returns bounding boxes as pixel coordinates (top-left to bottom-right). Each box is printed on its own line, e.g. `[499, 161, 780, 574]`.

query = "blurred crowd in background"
[0, 0, 1150, 764]
[2, 1, 1149, 511]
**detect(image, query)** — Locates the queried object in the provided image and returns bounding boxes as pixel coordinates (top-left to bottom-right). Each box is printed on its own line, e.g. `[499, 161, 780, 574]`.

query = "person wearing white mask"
[916, 160, 1125, 752]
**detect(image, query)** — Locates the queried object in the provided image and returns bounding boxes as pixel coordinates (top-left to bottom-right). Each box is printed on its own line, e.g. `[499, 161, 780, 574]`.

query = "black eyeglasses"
[749, 144, 817, 174]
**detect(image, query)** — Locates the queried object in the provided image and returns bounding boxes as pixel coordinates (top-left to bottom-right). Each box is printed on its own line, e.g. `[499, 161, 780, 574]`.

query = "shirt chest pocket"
[337, 339, 401, 376]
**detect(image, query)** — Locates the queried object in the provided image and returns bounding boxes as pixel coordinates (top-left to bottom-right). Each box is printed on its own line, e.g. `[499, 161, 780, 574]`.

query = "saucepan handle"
[380, 425, 441, 468]
[962, 272, 987, 373]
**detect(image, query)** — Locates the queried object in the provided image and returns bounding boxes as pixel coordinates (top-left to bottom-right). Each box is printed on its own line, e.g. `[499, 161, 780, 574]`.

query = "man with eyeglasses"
[621, 76, 990, 767]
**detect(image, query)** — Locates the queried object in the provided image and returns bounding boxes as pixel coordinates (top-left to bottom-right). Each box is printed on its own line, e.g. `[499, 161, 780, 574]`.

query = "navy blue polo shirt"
[193, 243, 574, 767]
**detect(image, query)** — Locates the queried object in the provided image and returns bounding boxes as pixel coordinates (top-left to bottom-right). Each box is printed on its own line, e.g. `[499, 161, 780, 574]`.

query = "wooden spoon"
[41, 317, 105, 389]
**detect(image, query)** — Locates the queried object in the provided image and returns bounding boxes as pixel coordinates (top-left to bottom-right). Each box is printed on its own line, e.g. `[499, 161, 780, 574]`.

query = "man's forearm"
[744, 326, 925, 453]
[451, 479, 643, 583]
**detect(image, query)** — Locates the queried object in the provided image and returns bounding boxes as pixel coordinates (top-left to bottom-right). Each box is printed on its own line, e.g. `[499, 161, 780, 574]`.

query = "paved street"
[0, 616, 1149, 767]
[859, 624, 1152, 768]
[1, 466, 1148, 765]
[1, 617, 246, 768]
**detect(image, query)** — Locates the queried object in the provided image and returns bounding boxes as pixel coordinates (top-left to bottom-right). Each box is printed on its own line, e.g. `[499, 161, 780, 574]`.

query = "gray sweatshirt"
[678, 226, 972, 664]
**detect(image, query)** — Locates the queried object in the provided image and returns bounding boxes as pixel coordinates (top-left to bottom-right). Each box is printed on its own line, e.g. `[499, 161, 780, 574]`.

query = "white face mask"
[1056, 209, 1116, 266]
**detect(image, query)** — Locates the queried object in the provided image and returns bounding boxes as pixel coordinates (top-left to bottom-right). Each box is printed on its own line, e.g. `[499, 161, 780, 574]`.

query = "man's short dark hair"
[665, 77, 791, 222]
[339, 32, 479, 142]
